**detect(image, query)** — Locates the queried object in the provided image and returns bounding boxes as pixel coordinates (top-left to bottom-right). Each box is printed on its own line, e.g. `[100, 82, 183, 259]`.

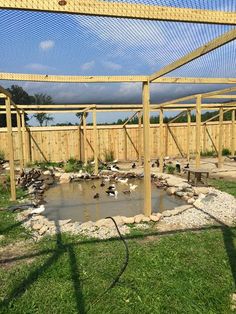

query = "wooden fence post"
[231, 110, 235, 156]
[6, 97, 16, 201]
[16, 110, 24, 170]
[142, 81, 152, 216]
[138, 111, 142, 165]
[93, 108, 98, 175]
[83, 113, 87, 165]
[159, 108, 164, 172]
[195, 95, 201, 168]
[218, 107, 224, 168]
[187, 109, 191, 162]
[123, 127, 127, 161]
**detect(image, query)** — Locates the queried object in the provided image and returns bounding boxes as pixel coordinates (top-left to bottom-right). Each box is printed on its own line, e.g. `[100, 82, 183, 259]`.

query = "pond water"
[44, 179, 185, 223]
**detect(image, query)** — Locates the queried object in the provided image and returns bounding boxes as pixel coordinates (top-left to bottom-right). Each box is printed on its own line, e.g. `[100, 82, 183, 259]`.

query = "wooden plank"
[231, 110, 236, 157]
[150, 28, 236, 81]
[16, 110, 24, 170]
[5, 97, 16, 200]
[82, 113, 87, 165]
[218, 108, 224, 168]
[1, 0, 235, 25]
[123, 127, 128, 161]
[159, 109, 164, 172]
[138, 111, 142, 165]
[142, 82, 152, 216]
[195, 95, 201, 168]
[187, 110, 191, 162]
[152, 77, 236, 84]
[93, 109, 98, 175]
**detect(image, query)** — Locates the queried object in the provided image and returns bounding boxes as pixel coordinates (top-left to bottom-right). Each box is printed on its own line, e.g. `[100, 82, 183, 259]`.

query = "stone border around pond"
[15, 168, 217, 240]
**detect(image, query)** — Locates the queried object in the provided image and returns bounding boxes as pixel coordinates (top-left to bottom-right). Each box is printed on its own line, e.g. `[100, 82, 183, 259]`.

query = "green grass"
[0, 208, 236, 313]
[26, 161, 64, 170]
[210, 179, 236, 197]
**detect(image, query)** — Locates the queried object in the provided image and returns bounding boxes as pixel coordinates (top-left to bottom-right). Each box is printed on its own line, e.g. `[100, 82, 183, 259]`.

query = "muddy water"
[44, 179, 185, 223]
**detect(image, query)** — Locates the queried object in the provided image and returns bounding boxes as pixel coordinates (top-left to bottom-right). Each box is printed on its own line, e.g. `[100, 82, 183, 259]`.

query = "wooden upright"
[138, 111, 142, 165]
[16, 110, 24, 170]
[93, 108, 98, 175]
[187, 110, 191, 162]
[142, 81, 152, 216]
[218, 107, 224, 168]
[82, 113, 87, 165]
[195, 95, 201, 168]
[5, 97, 16, 200]
[159, 109, 164, 172]
[231, 110, 235, 156]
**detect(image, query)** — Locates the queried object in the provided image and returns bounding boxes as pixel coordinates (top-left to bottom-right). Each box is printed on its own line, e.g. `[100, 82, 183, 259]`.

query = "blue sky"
[0, 2, 235, 124]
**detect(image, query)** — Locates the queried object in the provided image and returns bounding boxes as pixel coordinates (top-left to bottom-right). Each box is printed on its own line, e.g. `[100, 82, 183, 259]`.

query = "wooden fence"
[0, 121, 234, 162]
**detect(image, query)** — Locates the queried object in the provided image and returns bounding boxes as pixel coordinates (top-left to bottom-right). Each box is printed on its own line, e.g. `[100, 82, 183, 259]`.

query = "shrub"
[104, 150, 114, 162]
[222, 148, 231, 156]
[64, 158, 83, 172]
[200, 150, 216, 157]
[166, 164, 175, 174]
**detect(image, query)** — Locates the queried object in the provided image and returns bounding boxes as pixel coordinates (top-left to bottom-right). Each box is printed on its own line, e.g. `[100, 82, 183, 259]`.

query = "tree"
[33, 93, 54, 127]
[0, 85, 33, 127]
[75, 112, 88, 124]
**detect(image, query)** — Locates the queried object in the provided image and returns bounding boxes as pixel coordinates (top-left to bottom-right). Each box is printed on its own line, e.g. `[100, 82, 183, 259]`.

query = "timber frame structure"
[0, 1, 235, 217]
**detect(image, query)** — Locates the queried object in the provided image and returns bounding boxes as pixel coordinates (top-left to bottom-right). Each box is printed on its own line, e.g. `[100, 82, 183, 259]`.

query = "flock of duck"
[92, 176, 138, 200]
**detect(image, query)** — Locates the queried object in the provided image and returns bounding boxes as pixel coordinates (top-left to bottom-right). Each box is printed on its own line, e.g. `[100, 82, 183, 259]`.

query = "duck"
[117, 178, 128, 184]
[123, 190, 131, 195]
[100, 181, 105, 187]
[184, 163, 190, 169]
[93, 193, 99, 199]
[112, 159, 118, 163]
[175, 163, 181, 173]
[91, 184, 96, 189]
[30, 204, 45, 215]
[106, 190, 118, 199]
[132, 163, 136, 169]
[104, 176, 110, 182]
[129, 183, 138, 191]
[108, 184, 116, 191]
[110, 165, 119, 172]
[151, 163, 155, 168]
[155, 159, 160, 167]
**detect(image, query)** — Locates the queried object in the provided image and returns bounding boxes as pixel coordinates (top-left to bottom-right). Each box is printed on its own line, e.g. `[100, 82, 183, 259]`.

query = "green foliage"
[28, 161, 64, 170]
[104, 149, 115, 162]
[64, 158, 83, 173]
[166, 164, 175, 174]
[210, 179, 236, 197]
[200, 150, 216, 157]
[222, 148, 231, 156]
[0, 150, 5, 160]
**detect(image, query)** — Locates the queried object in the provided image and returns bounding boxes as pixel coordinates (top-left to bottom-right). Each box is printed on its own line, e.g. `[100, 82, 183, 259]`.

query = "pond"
[44, 179, 185, 223]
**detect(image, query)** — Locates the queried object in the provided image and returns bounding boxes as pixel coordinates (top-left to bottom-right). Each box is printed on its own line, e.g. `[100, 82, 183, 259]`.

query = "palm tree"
[33, 93, 54, 126]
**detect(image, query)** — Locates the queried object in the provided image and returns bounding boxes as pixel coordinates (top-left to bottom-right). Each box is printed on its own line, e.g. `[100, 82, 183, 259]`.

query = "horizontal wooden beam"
[1, 72, 236, 85]
[0, 0, 235, 25]
[203, 108, 235, 124]
[150, 28, 236, 81]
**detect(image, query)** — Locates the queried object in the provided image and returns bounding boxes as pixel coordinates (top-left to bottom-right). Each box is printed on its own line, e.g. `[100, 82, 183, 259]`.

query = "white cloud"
[102, 61, 122, 70]
[25, 63, 55, 72]
[39, 40, 55, 51]
[81, 60, 95, 71]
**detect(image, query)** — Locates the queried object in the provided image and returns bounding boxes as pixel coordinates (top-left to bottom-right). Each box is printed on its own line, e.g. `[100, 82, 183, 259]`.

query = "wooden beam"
[231, 110, 235, 156]
[187, 110, 191, 162]
[142, 81, 151, 216]
[150, 28, 236, 81]
[159, 109, 164, 172]
[123, 127, 128, 161]
[1, 0, 235, 25]
[1, 72, 236, 85]
[195, 95, 201, 168]
[138, 111, 142, 165]
[206, 95, 236, 99]
[0, 85, 11, 98]
[203, 108, 235, 124]
[5, 97, 16, 201]
[167, 110, 187, 124]
[122, 111, 140, 127]
[93, 109, 98, 175]
[16, 111, 24, 170]
[218, 107, 224, 168]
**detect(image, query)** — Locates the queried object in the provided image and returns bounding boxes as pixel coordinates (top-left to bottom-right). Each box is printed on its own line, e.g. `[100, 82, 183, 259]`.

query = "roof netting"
[0, 7, 235, 77]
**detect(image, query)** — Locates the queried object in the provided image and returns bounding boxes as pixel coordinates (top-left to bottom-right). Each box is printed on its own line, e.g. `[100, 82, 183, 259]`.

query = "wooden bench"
[186, 168, 209, 186]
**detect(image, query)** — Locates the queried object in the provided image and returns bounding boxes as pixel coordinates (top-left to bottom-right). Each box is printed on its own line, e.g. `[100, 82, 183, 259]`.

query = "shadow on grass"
[0, 208, 235, 313]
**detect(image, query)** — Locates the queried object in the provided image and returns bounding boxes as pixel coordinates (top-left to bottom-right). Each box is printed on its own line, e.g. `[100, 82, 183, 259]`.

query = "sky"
[0, 1, 235, 125]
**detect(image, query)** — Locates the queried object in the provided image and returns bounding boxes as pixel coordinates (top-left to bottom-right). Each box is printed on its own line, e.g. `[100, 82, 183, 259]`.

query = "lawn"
[0, 180, 236, 313]
[209, 179, 236, 198]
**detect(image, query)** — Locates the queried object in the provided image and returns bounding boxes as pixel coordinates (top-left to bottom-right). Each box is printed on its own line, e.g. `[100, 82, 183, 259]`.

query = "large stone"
[187, 198, 195, 204]
[166, 187, 177, 195]
[162, 205, 193, 217]
[60, 173, 71, 184]
[95, 219, 113, 228]
[59, 219, 71, 226]
[176, 191, 184, 197]
[150, 213, 162, 222]
[142, 216, 150, 222]
[134, 214, 145, 224]
[32, 222, 43, 230]
[193, 187, 209, 196]
[123, 216, 135, 224]
[38, 225, 49, 235]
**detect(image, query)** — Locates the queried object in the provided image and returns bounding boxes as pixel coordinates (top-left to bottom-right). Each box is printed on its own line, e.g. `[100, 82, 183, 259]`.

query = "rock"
[38, 225, 48, 235]
[95, 219, 112, 228]
[166, 187, 177, 195]
[176, 191, 184, 197]
[80, 221, 94, 230]
[134, 214, 145, 224]
[59, 173, 71, 184]
[162, 205, 193, 217]
[182, 194, 189, 201]
[43, 170, 51, 175]
[112, 216, 125, 225]
[187, 198, 195, 204]
[142, 216, 150, 222]
[150, 213, 162, 222]
[32, 223, 43, 230]
[123, 216, 135, 224]
[193, 187, 209, 196]
[59, 219, 71, 226]
[0, 235, 5, 241]
[187, 192, 194, 197]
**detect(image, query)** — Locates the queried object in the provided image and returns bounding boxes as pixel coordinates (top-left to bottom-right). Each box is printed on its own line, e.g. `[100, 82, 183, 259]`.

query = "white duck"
[106, 190, 118, 199]
[31, 205, 45, 215]
[129, 183, 138, 191]
[110, 165, 119, 172]
[118, 178, 128, 185]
